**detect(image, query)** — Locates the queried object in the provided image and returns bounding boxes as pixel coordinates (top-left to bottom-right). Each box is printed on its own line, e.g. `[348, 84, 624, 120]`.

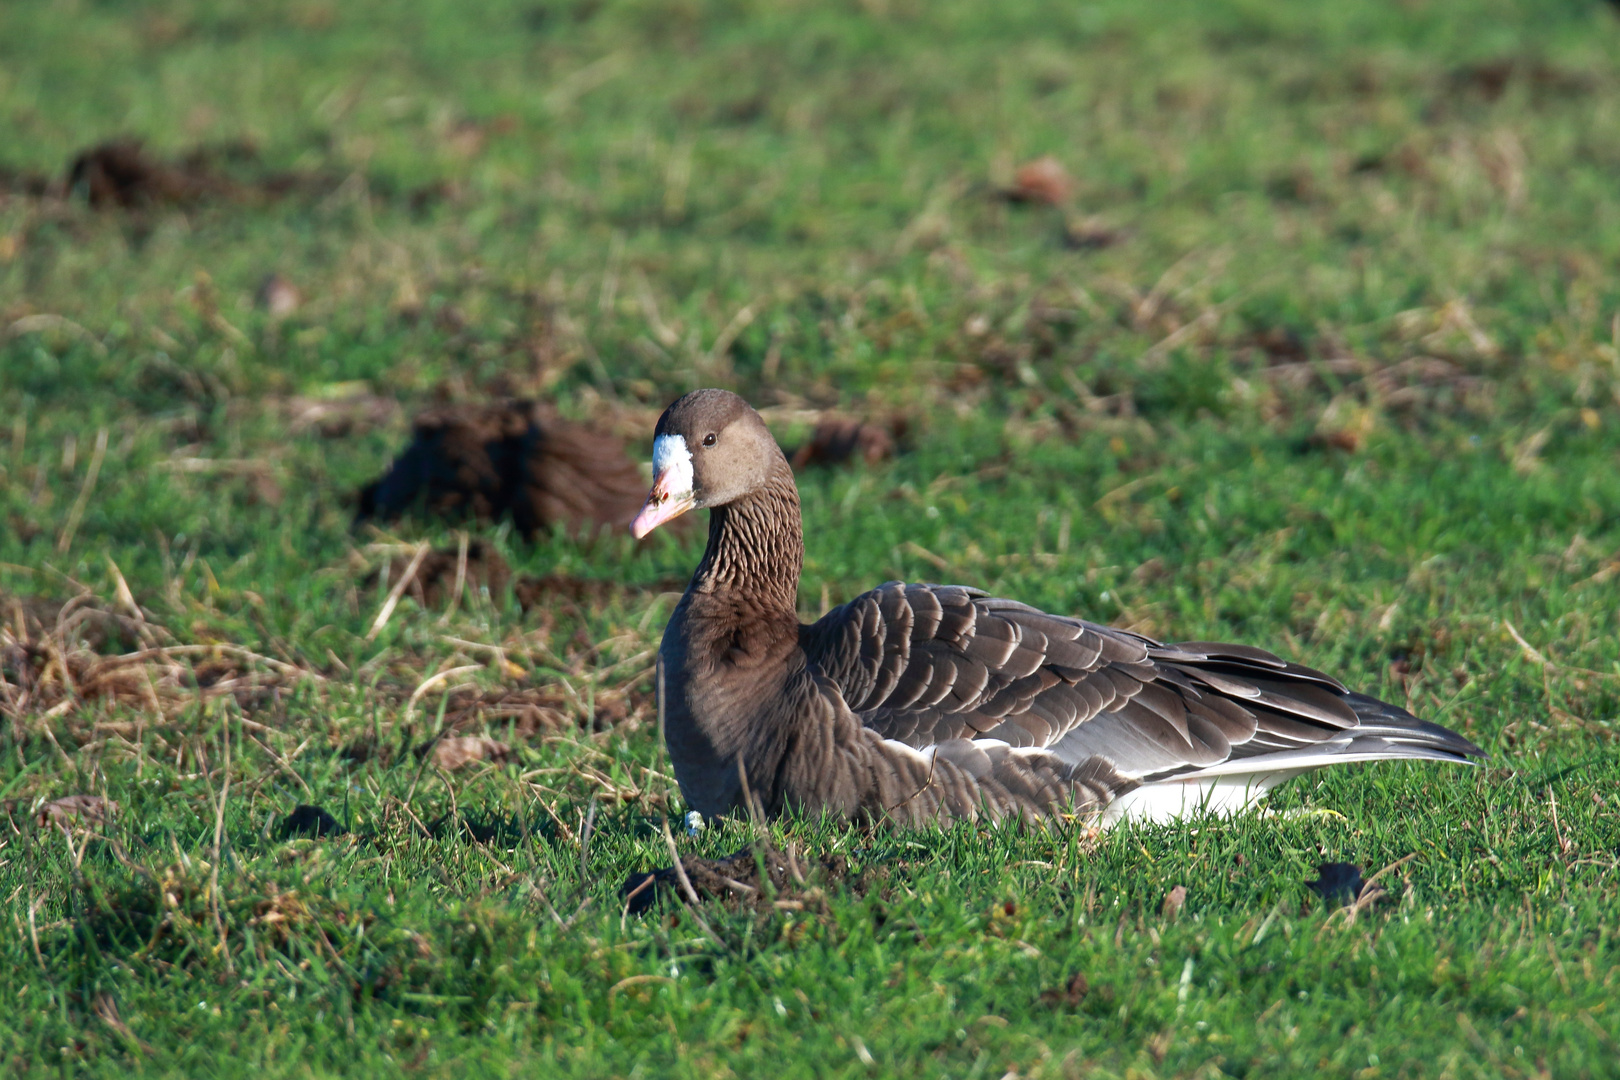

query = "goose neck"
[692, 470, 803, 616]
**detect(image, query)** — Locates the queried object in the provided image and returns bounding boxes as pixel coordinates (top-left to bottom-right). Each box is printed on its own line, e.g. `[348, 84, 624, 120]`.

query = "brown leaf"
[1130, 557, 1169, 585]
[280, 391, 400, 439]
[1310, 396, 1376, 453]
[247, 468, 285, 507]
[256, 273, 302, 318]
[1247, 326, 1307, 362]
[60, 137, 334, 211]
[444, 120, 488, 160]
[66, 139, 223, 209]
[1147, 1028, 1174, 1064]
[1063, 217, 1125, 250]
[441, 686, 574, 737]
[1003, 156, 1073, 206]
[432, 736, 511, 771]
[36, 794, 117, 829]
[1040, 971, 1090, 1008]
[1161, 884, 1187, 920]
[1317, 428, 1364, 453]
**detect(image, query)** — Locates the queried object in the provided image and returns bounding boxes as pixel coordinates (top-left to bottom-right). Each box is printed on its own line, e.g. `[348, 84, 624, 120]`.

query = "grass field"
[4, 0, 1620, 1075]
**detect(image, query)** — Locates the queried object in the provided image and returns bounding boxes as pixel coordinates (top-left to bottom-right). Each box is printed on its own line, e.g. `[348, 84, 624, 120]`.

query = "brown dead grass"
[430, 735, 512, 770]
[623, 838, 874, 915]
[513, 573, 685, 613]
[440, 685, 574, 737]
[34, 793, 118, 829]
[278, 391, 401, 439]
[365, 540, 513, 611]
[0, 588, 320, 730]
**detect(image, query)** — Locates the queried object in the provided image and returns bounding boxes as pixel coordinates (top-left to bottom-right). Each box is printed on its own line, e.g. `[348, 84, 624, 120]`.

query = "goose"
[630, 389, 1482, 826]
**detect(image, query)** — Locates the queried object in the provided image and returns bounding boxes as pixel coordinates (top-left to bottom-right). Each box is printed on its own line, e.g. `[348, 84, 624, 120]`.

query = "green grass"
[4, 0, 1620, 1075]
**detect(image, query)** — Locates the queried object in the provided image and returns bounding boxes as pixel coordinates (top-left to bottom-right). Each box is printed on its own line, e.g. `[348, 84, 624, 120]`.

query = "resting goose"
[631, 390, 1483, 826]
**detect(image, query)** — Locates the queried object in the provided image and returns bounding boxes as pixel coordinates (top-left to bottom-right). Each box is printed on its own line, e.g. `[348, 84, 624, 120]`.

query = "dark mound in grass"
[356, 400, 666, 539]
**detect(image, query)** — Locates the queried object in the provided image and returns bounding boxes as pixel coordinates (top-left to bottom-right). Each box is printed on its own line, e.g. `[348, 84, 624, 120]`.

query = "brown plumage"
[357, 400, 665, 539]
[632, 390, 1483, 827]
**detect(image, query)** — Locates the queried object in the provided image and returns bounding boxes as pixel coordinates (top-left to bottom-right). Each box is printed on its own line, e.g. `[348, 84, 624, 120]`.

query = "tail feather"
[1101, 691, 1483, 825]
[1170, 735, 1475, 781]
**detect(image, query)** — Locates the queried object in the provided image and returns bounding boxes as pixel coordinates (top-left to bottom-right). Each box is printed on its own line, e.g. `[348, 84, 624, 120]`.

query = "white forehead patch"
[652, 433, 694, 495]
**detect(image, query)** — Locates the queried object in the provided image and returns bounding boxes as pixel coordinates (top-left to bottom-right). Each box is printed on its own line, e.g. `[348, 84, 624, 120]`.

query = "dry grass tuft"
[34, 793, 117, 829]
[365, 540, 512, 611]
[440, 686, 573, 736]
[622, 838, 874, 916]
[0, 589, 319, 729]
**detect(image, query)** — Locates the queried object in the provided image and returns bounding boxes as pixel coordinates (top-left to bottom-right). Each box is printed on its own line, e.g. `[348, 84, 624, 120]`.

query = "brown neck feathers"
[691, 464, 803, 616]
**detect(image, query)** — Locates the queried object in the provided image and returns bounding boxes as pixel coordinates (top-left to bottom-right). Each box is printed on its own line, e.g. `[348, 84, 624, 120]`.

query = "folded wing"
[802, 582, 1481, 790]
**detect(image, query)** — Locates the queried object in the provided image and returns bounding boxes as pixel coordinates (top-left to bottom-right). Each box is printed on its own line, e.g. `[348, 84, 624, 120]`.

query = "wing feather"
[800, 581, 1480, 794]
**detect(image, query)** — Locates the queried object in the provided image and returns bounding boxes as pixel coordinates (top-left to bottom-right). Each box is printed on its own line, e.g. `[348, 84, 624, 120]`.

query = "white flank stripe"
[881, 739, 936, 766]
[1100, 772, 1306, 826]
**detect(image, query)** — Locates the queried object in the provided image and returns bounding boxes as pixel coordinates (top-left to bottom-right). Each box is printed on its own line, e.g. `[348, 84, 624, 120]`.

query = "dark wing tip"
[1342, 691, 1486, 761]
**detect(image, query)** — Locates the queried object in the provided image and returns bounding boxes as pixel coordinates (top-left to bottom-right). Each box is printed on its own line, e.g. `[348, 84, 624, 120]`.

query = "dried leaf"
[1040, 971, 1090, 1008]
[432, 735, 511, 770]
[35, 794, 117, 829]
[256, 273, 302, 318]
[1003, 156, 1073, 205]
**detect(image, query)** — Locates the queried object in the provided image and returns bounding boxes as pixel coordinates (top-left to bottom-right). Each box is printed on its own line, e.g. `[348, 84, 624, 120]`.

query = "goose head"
[630, 389, 786, 538]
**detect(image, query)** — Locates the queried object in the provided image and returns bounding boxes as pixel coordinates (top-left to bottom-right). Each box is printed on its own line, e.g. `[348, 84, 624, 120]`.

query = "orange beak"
[630, 469, 696, 539]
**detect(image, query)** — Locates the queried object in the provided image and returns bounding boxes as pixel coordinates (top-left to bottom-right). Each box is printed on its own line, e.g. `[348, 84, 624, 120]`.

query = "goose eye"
[702, 433, 717, 447]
